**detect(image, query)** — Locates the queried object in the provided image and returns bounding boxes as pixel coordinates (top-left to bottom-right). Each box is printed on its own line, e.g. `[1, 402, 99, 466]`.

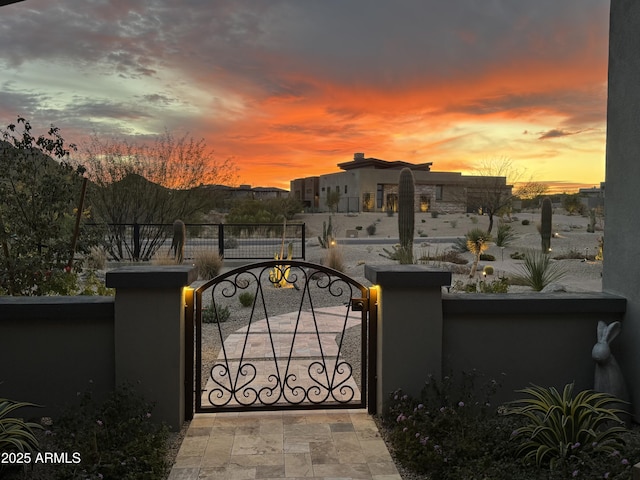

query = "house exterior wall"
[293, 164, 506, 214]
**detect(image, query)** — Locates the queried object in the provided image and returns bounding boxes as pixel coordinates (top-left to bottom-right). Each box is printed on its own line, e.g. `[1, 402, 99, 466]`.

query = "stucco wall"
[0, 296, 115, 419]
[603, 0, 640, 420]
[442, 293, 626, 406]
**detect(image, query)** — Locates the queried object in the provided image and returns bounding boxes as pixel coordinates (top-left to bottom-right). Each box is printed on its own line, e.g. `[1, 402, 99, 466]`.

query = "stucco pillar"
[106, 266, 197, 430]
[365, 265, 451, 414]
[603, 0, 640, 420]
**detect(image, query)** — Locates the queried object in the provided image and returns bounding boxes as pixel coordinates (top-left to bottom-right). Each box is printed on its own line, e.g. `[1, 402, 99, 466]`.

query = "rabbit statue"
[592, 320, 629, 405]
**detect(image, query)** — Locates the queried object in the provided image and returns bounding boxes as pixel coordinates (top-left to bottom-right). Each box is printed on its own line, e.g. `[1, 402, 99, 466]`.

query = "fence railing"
[86, 223, 306, 262]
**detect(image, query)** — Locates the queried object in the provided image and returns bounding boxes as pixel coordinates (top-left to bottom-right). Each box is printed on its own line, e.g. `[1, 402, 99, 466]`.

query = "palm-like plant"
[0, 398, 42, 454]
[507, 383, 627, 468]
[513, 249, 566, 291]
[466, 228, 491, 277]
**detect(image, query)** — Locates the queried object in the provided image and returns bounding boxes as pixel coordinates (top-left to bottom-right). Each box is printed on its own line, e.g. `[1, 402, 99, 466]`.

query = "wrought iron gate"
[186, 260, 376, 414]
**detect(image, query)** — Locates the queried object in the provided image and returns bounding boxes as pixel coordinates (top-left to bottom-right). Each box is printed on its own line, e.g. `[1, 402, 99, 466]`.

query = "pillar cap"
[365, 264, 451, 288]
[106, 265, 198, 289]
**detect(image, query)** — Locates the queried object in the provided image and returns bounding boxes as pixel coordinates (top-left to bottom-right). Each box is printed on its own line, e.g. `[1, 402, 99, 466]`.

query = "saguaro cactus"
[170, 219, 186, 262]
[397, 168, 415, 263]
[540, 198, 552, 253]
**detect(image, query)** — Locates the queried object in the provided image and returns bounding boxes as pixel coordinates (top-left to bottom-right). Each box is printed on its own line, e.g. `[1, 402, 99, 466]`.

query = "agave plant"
[507, 383, 628, 468]
[512, 249, 566, 291]
[0, 397, 42, 454]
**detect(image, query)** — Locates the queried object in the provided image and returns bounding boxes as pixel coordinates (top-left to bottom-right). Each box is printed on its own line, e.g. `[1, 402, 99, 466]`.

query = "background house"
[291, 152, 512, 214]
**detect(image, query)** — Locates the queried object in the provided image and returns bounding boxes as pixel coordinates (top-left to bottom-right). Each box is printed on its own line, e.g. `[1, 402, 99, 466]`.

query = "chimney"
[354, 152, 365, 161]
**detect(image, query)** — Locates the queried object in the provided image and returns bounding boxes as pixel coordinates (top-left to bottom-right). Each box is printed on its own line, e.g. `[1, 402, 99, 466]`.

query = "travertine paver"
[168, 410, 402, 480]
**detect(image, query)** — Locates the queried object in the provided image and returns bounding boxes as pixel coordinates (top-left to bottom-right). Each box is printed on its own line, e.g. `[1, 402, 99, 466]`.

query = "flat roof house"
[291, 153, 512, 214]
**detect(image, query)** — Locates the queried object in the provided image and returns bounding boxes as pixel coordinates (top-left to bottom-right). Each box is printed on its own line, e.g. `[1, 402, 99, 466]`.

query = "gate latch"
[351, 297, 369, 311]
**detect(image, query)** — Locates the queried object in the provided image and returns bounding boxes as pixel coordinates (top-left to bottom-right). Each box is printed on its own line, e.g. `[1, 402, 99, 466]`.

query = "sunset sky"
[0, 1, 610, 192]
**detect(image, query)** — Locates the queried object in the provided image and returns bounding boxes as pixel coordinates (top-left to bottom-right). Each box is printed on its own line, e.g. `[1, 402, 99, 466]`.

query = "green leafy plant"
[203, 302, 231, 323]
[0, 398, 42, 454]
[238, 291, 254, 307]
[512, 249, 566, 291]
[0, 117, 98, 296]
[522, 219, 531, 226]
[507, 383, 628, 468]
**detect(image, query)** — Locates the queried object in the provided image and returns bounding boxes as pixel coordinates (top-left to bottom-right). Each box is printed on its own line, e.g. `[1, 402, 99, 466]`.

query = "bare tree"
[80, 130, 237, 260]
[466, 157, 519, 234]
[515, 181, 549, 209]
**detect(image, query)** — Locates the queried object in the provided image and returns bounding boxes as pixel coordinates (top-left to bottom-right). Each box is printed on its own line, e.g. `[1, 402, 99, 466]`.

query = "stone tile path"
[168, 409, 402, 479]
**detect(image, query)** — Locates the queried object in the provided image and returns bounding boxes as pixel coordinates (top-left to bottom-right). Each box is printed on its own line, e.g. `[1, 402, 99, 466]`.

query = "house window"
[321, 187, 325, 192]
[436, 185, 443, 201]
[344, 185, 348, 194]
[336, 185, 340, 192]
[376, 184, 383, 209]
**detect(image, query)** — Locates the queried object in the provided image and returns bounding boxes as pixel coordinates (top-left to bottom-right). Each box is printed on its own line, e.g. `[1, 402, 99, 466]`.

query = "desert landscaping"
[296, 209, 604, 293]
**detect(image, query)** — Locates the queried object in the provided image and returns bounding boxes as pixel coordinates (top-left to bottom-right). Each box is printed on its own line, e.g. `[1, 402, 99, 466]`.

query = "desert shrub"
[238, 291, 254, 307]
[430, 211, 439, 218]
[202, 302, 230, 323]
[194, 250, 223, 279]
[495, 222, 516, 247]
[512, 249, 566, 291]
[223, 237, 239, 249]
[483, 265, 494, 275]
[480, 253, 496, 261]
[450, 220, 458, 228]
[470, 216, 479, 224]
[553, 248, 595, 261]
[85, 246, 107, 270]
[380, 245, 413, 264]
[521, 219, 530, 226]
[452, 237, 469, 253]
[355, 225, 363, 230]
[418, 249, 468, 266]
[510, 251, 526, 260]
[366, 223, 376, 236]
[323, 247, 345, 272]
[18, 385, 169, 480]
[452, 277, 508, 293]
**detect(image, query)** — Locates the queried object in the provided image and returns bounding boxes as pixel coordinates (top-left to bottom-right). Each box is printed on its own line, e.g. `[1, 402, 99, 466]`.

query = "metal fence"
[86, 223, 306, 262]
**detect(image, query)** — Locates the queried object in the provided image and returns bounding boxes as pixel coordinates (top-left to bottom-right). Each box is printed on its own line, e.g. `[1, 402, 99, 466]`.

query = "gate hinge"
[351, 297, 369, 311]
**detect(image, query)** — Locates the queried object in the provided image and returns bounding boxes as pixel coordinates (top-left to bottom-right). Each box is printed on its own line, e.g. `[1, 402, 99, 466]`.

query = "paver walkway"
[170, 305, 401, 479]
[168, 409, 402, 479]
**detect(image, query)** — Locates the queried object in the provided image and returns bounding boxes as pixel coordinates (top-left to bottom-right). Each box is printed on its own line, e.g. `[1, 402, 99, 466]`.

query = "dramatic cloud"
[0, 0, 610, 189]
